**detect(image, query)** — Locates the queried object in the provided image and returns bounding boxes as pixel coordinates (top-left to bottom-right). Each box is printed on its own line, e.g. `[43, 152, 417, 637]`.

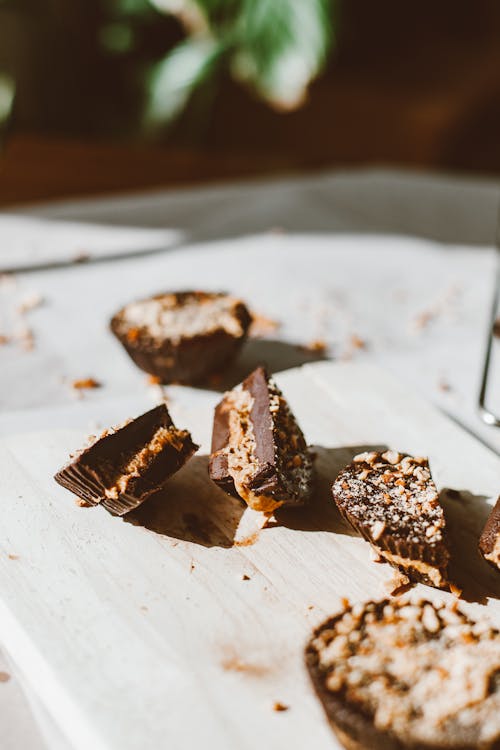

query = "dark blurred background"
[1, 0, 500, 205]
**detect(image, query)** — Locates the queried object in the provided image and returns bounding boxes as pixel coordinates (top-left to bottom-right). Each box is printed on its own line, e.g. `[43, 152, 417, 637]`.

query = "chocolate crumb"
[273, 702, 289, 712]
[0, 672, 11, 683]
[493, 318, 500, 338]
[7, 554, 18, 560]
[0, 334, 9, 345]
[242, 574, 251, 581]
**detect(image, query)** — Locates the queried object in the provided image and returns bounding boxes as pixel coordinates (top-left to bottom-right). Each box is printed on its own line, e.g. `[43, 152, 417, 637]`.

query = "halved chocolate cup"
[209, 366, 314, 513]
[54, 404, 198, 516]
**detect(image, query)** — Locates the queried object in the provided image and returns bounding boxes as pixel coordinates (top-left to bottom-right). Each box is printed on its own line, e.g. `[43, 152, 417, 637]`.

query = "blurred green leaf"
[148, 0, 335, 122]
[231, 0, 333, 109]
[144, 37, 224, 128]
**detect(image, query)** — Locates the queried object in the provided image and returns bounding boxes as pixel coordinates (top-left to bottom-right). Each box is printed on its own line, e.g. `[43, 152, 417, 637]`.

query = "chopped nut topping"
[310, 598, 500, 747]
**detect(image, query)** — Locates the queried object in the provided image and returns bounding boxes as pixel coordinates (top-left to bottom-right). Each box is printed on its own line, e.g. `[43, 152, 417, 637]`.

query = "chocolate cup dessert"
[332, 451, 450, 589]
[479, 496, 500, 572]
[306, 598, 500, 750]
[54, 404, 198, 516]
[209, 366, 314, 513]
[110, 290, 252, 385]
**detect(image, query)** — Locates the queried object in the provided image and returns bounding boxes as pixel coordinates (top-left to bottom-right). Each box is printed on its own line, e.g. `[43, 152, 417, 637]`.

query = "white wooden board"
[0, 361, 500, 750]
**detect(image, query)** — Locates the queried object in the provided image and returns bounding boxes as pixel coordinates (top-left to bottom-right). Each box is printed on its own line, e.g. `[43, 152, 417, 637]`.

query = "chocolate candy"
[209, 366, 314, 513]
[54, 404, 198, 516]
[306, 598, 500, 750]
[479, 496, 500, 572]
[110, 290, 252, 384]
[332, 451, 450, 588]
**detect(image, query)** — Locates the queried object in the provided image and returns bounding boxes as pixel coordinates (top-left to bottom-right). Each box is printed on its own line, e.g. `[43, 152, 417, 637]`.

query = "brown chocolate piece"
[110, 290, 252, 384]
[332, 451, 450, 589]
[306, 598, 500, 750]
[209, 366, 314, 513]
[54, 404, 198, 516]
[479, 496, 500, 571]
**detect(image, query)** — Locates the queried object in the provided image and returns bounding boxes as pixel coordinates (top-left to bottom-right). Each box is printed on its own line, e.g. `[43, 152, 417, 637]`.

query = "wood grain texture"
[0, 361, 499, 750]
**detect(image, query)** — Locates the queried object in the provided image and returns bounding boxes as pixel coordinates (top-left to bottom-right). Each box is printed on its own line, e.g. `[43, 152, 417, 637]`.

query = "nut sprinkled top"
[309, 597, 500, 747]
[333, 451, 445, 545]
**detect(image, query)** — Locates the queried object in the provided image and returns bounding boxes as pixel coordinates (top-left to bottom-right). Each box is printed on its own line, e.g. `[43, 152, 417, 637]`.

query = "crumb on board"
[273, 702, 289, 712]
[234, 532, 259, 547]
[17, 293, 44, 315]
[75, 498, 92, 508]
[412, 284, 462, 333]
[300, 338, 328, 355]
[248, 312, 281, 338]
[7, 554, 19, 560]
[350, 334, 367, 350]
[0, 334, 9, 345]
[147, 374, 162, 385]
[71, 378, 101, 390]
[242, 574, 251, 581]
[140, 605, 148, 612]
[340, 597, 350, 609]
[413, 310, 435, 331]
[383, 570, 412, 596]
[493, 318, 500, 338]
[190, 561, 195, 573]
[0, 672, 11, 683]
[438, 379, 452, 393]
[220, 656, 267, 676]
[73, 251, 90, 264]
[17, 325, 35, 351]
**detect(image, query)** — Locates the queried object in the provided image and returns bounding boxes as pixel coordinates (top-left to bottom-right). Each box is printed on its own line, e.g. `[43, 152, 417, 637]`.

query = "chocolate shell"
[479, 496, 500, 572]
[332, 451, 450, 589]
[110, 290, 252, 384]
[306, 598, 500, 750]
[54, 404, 198, 516]
[209, 366, 314, 513]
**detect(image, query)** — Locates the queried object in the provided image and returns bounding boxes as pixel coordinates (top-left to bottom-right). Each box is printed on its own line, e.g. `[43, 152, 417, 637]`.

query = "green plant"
[145, 0, 335, 129]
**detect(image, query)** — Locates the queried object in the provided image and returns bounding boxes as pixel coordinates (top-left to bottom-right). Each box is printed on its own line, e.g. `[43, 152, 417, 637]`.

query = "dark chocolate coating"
[306, 603, 499, 750]
[110, 291, 252, 385]
[332, 456, 450, 588]
[479, 496, 500, 571]
[54, 404, 198, 516]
